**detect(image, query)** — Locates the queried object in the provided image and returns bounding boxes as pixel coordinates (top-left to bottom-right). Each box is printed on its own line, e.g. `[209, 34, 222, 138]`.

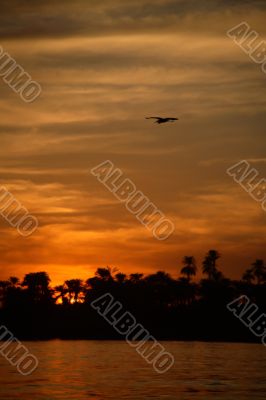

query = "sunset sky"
[0, 0, 266, 285]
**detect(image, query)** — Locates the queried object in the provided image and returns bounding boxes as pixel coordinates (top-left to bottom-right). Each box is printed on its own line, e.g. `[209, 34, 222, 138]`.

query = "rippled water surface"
[0, 341, 266, 399]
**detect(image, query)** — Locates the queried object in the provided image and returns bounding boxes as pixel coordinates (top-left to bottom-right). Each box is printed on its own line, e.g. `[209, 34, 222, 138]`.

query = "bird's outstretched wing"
[146, 116, 179, 124]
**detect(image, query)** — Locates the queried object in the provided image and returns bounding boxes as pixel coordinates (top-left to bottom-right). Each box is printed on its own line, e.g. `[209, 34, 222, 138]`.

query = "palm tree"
[0, 280, 11, 290]
[95, 267, 114, 282]
[250, 259, 266, 284]
[115, 273, 127, 284]
[202, 250, 221, 280]
[22, 272, 51, 301]
[146, 271, 172, 283]
[0, 280, 10, 306]
[129, 273, 143, 284]
[176, 277, 197, 305]
[65, 279, 83, 303]
[181, 256, 197, 282]
[9, 277, 20, 287]
[242, 268, 254, 284]
[54, 285, 68, 304]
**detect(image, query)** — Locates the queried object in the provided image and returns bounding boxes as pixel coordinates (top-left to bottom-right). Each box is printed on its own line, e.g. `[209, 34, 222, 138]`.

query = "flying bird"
[145, 117, 179, 124]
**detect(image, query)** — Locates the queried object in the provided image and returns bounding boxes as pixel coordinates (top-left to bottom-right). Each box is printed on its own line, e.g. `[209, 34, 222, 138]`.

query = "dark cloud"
[1, 0, 266, 39]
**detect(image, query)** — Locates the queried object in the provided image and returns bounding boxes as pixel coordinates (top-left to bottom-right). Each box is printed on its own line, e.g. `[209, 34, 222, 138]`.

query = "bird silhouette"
[145, 117, 179, 124]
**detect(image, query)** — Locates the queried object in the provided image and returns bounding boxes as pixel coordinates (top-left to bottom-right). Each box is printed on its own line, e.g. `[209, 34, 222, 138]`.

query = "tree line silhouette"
[0, 250, 265, 342]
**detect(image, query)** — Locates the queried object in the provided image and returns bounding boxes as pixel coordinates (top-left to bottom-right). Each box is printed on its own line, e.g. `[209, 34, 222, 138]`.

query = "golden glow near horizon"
[0, 0, 266, 285]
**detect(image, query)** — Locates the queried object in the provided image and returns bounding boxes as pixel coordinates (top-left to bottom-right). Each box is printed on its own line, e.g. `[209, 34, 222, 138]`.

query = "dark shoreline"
[1, 263, 265, 345]
[0, 338, 263, 345]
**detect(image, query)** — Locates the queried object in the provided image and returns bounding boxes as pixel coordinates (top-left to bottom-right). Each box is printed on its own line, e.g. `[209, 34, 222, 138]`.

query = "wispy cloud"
[0, 0, 265, 284]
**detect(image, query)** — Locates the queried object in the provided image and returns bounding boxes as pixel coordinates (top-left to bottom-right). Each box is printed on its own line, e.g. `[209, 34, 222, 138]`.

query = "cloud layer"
[0, 0, 265, 283]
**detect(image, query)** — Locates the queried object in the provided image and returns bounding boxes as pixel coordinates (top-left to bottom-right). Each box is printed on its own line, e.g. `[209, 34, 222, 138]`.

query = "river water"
[0, 341, 265, 399]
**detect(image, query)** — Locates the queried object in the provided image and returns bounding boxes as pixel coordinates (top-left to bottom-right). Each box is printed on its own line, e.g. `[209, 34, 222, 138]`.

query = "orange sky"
[0, 0, 266, 285]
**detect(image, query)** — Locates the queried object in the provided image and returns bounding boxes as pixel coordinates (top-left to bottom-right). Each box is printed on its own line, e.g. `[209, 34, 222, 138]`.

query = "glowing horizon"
[0, 0, 266, 285]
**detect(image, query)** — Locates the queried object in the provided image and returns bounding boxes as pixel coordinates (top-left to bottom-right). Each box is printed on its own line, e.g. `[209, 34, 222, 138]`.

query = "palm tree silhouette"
[242, 268, 255, 284]
[22, 272, 51, 302]
[9, 277, 20, 287]
[129, 273, 143, 284]
[0, 252, 265, 342]
[250, 259, 266, 284]
[202, 250, 221, 280]
[65, 279, 83, 303]
[115, 273, 127, 284]
[181, 256, 197, 282]
[0, 280, 11, 290]
[54, 284, 68, 304]
[95, 267, 114, 282]
[0, 280, 10, 308]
